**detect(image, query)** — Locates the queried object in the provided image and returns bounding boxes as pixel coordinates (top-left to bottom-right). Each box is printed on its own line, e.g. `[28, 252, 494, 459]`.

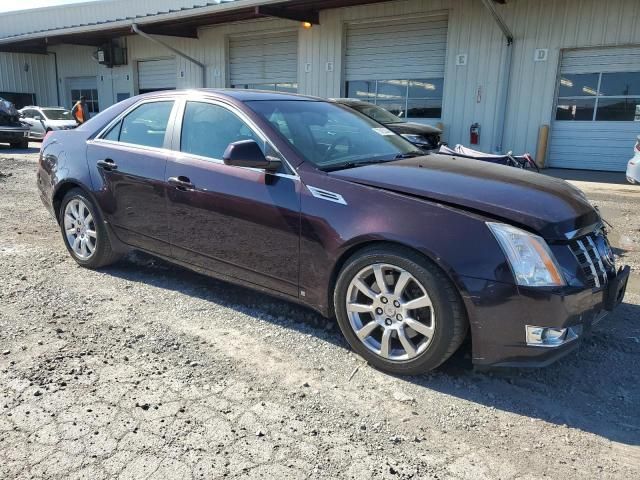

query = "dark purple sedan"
[37, 90, 630, 374]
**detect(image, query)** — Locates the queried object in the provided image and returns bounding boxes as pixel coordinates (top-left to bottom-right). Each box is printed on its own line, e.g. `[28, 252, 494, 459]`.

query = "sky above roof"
[0, 0, 102, 13]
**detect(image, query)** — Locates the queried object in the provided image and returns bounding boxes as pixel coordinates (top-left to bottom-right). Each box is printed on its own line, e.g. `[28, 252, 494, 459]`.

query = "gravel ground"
[1, 147, 639, 479]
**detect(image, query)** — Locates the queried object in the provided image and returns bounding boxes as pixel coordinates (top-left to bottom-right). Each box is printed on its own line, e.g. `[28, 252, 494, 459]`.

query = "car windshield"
[42, 109, 72, 120]
[247, 100, 420, 171]
[349, 103, 404, 124]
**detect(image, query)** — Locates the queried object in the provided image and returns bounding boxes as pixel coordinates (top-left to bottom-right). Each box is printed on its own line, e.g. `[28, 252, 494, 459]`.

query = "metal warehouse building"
[1, 0, 639, 171]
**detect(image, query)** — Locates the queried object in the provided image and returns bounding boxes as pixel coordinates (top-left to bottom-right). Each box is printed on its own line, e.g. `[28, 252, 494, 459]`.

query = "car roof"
[137, 88, 325, 103]
[330, 98, 370, 106]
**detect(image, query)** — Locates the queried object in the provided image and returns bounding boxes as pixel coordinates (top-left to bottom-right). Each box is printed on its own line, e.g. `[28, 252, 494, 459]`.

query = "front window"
[247, 100, 419, 170]
[346, 78, 444, 120]
[180, 101, 262, 160]
[42, 109, 72, 121]
[555, 71, 640, 121]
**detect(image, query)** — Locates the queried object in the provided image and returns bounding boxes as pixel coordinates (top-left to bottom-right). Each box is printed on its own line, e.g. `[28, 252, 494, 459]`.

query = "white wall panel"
[0, 52, 57, 107]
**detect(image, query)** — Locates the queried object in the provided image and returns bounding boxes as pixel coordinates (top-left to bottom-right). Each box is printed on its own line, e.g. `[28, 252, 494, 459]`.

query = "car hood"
[329, 155, 600, 240]
[386, 122, 442, 136]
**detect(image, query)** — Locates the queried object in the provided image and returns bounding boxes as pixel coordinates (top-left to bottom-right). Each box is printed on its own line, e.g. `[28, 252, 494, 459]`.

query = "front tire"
[59, 188, 121, 268]
[334, 245, 468, 375]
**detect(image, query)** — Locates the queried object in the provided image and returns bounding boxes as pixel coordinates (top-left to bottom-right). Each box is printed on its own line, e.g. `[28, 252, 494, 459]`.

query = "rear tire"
[334, 245, 468, 375]
[59, 188, 122, 268]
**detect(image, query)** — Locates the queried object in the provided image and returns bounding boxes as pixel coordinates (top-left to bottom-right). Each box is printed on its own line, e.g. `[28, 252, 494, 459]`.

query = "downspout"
[131, 23, 206, 88]
[480, 0, 514, 153]
[47, 50, 61, 106]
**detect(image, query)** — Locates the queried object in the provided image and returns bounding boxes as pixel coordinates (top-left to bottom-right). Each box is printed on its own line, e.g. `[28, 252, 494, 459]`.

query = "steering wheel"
[323, 136, 352, 163]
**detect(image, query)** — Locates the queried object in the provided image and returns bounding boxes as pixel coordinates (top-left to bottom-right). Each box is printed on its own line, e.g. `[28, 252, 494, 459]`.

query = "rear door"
[165, 99, 301, 296]
[87, 99, 178, 255]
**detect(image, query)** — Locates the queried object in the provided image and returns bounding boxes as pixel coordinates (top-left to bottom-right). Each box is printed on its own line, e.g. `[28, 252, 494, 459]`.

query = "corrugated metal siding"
[0, 52, 57, 107]
[344, 14, 448, 81]
[138, 58, 177, 90]
[560, 46, 640, 74]
[0, 0, 240, 40]
[228, 30, 298, 85]
[19, 0, 640, 165]
[549, 122, 638, 171]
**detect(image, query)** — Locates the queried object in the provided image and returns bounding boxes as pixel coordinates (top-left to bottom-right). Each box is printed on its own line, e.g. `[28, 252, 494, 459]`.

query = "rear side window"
[114, 101, 174, 148]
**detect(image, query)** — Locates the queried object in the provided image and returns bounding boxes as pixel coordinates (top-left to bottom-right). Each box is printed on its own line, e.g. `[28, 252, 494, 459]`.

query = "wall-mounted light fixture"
[302, 22, 312, 29]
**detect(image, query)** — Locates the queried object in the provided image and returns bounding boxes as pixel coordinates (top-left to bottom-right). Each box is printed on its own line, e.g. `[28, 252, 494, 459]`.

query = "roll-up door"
[549, 46, 640, 171]
[228, 30, 298, 92]
[138, 58, 177, 94]
[344, 14, 448, 123]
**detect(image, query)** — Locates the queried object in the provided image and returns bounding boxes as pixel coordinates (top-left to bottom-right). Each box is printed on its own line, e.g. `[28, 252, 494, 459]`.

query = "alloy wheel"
[345, 263, 436, 362]
[63, 198, 97, 259]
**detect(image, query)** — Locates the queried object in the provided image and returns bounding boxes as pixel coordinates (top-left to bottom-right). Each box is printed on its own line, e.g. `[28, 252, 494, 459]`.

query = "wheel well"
[52, 182, 83, 221]
[327, 240, 468, 321]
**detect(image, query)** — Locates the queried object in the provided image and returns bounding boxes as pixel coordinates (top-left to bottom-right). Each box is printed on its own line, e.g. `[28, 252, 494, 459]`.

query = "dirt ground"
[1, 146, 639, 479]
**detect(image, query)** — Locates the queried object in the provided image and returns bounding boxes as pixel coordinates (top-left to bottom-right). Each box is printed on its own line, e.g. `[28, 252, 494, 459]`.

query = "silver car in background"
[19, 106, 77, 139]
[626, 135, 640, 184]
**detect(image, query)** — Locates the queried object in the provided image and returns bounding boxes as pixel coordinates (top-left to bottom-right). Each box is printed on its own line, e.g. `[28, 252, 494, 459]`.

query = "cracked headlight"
[487, 222, 566, 287]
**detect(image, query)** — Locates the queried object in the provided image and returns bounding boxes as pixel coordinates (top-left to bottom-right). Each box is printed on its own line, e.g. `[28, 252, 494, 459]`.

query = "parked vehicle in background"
[0, 97, 29, 149]
[626, 135, 640, 184]
[37, 90, 630, 375]
[332, 98, 442, 152]
[19, 106, 77, 140]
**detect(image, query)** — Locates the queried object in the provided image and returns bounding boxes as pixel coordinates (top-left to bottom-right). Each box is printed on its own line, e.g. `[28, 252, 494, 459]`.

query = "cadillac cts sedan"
[37, 90, 630, 374]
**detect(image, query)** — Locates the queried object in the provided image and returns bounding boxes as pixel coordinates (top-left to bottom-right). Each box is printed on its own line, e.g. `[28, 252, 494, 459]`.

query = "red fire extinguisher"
[470, 123, 480, 145]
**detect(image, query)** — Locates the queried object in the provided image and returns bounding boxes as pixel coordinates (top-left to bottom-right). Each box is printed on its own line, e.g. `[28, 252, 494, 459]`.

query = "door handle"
[168, 176, 195, 191]
[97, 158, 118, 171]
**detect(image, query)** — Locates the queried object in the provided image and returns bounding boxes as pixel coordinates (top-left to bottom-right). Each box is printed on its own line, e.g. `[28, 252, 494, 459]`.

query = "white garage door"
[344, 14, 448, 124]
[549, 47, 640, 171]
[138, 58, 177, 94]
[67, 76, 99, 116]
[228, 30, 298, 92]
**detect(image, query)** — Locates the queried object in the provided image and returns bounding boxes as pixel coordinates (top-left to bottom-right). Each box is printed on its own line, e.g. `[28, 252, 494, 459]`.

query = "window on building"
[117, 101, 174, 148]
[0, 92, 36, 109]
[555, 71, 640, 121]
[70, 88, 100, 114]
[232, 83, 298, 93]
[345, 78, 444, 120]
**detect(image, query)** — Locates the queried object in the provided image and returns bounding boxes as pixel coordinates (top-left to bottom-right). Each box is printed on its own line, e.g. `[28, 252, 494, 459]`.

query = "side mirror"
[34, 115, 42, 121]
[223, 140, 281, 172]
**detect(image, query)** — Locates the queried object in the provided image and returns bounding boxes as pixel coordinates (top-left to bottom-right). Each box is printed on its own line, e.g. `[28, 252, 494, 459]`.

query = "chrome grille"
[568, 233, 610, 289]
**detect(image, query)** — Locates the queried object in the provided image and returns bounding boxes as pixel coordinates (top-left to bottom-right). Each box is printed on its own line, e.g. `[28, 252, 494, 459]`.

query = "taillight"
[636, 140, 640, 153]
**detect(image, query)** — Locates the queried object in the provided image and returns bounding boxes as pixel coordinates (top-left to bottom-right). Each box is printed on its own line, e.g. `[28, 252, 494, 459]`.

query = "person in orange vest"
[71, 96, 88, 125]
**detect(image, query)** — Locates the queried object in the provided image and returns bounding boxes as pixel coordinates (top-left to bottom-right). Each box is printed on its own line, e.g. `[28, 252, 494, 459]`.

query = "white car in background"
[19, 106, 77, 139]
[627, 135, 640, 184]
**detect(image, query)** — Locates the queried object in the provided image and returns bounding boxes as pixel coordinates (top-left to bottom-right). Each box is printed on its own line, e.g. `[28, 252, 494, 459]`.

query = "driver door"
[165, 100, 301, 296]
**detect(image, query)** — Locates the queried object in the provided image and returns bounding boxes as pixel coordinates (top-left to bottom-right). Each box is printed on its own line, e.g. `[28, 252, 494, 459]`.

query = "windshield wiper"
[322, 158, 394, 172]
[394, 151, 425, 159]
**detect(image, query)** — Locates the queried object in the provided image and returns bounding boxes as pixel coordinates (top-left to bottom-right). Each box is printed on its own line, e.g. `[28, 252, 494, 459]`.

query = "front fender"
[298, 170, 511, 315]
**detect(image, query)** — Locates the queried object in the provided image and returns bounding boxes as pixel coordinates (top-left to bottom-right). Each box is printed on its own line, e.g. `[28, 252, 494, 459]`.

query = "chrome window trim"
[168, 149, 300, 181]
[87, 138, 171, 156]
[175, 97, 299, 178]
